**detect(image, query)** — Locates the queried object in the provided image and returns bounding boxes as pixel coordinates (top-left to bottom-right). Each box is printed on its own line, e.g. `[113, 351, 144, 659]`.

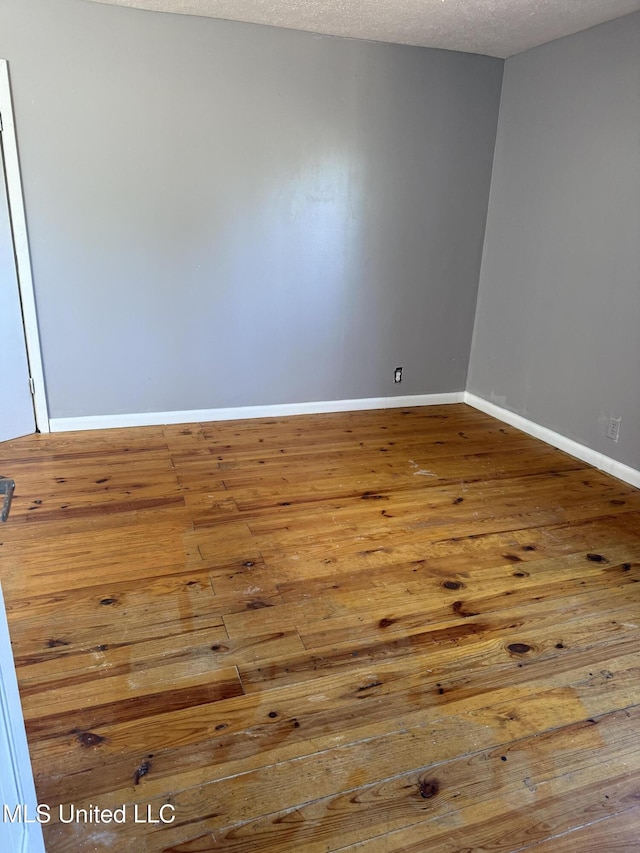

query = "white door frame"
[0, 60, 49, 434]
[0, 583, 46, 853]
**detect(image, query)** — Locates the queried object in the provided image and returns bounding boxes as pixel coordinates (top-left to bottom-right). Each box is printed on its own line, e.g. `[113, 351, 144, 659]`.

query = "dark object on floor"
[0, 477, 15, 522]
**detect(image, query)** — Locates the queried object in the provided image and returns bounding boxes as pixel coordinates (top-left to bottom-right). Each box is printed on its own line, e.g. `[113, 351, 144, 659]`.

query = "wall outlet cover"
[606, 417, 621, 442]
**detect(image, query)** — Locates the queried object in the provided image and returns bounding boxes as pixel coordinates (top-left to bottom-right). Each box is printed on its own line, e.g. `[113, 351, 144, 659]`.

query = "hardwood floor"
[1, 404, 639, 852]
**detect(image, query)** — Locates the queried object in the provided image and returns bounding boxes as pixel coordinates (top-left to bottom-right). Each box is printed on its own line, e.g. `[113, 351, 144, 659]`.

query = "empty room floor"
[1, 404, 640, 852]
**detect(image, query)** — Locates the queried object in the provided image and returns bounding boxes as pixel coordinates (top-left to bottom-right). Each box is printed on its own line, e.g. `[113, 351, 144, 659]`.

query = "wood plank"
[23, 658, 244, 739]
[333, 773, 640, 853]
[222, 546, 640, 643]
[158, 708, 640, 852]
[235, 593, 640, 700]
[27, 622, 640, 809]
[0, 404, 638, 853]
[521, 807, 640, 852]
[43, 703, 640, 852]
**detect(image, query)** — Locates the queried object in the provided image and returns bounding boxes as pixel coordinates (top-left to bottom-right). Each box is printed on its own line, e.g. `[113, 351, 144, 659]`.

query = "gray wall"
[0, 0, 502, 418]
[468, 13, 640, 470]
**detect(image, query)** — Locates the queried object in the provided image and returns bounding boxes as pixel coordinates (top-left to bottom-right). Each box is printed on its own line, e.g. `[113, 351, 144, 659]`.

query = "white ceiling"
[85, 0, 640, 58]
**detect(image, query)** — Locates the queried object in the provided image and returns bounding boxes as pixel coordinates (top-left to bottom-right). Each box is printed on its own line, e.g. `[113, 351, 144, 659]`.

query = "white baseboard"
[465, 392, 640, 489]
[49, 392, 465, 433]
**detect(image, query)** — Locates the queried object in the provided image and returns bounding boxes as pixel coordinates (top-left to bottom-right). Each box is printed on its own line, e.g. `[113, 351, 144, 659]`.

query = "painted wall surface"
[468, 13, 640, 469]
[0, 0, 502, 418]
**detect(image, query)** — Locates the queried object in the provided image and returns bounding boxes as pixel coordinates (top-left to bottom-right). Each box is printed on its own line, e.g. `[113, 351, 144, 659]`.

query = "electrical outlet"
[606, 417, 621, 442]
[394, 367, 403, 383]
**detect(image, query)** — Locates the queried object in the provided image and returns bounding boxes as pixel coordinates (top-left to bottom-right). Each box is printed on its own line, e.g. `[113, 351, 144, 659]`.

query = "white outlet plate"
[606, 417, 621, 442]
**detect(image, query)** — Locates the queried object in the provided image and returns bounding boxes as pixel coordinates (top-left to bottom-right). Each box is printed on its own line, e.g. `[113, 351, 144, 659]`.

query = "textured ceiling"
[84, 0, 640, 57]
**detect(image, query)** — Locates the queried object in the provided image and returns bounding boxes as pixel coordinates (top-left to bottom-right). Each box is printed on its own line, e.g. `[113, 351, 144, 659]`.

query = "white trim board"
[0, 60, 49, 433]
[49, 392, 464, 432]
[0, 584, 46, 853]
[465, 392, 640, 490]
